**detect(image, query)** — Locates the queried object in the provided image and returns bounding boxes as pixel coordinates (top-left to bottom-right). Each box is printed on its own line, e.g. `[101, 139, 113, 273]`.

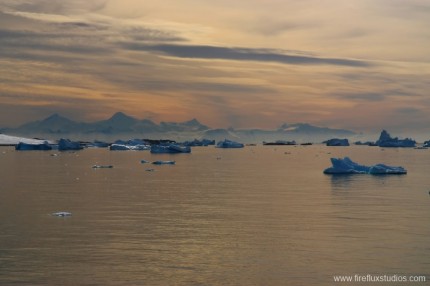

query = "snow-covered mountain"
[1, 113, 356, 143]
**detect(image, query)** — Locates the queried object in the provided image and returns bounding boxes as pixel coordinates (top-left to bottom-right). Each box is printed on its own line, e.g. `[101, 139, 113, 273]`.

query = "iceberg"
[376, 130, 416, 147]
[216, 139, 244, 148]
[152, 160, 176, 165]
[52, 211, 72, 217]
[109, 144, 130, 151]
[150, 144, 191, 154]
[324, 157, 407, 175]
[89, 140, 110, 148]
[183, 138, 216, 146]
[58, 138, 83, 151]
[325, 138, 350, 146]
[92, 165, 113, 169]
[15, 141, 52, 151]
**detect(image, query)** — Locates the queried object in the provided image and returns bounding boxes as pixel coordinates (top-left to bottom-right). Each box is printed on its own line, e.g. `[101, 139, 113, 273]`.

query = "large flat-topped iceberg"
[324, 157, 407, 175]
[0, 134, 53, 145]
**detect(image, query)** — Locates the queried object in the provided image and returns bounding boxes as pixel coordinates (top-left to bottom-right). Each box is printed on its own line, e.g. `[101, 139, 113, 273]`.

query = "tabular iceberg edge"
[323, 157, 407, 175]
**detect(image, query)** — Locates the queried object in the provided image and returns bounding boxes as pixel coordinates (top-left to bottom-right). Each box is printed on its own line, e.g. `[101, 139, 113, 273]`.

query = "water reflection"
[1, 147, 429, 285]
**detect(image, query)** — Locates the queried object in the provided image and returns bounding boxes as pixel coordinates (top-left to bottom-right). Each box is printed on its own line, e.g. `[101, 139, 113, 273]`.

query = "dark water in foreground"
[0, 145, 429, 285]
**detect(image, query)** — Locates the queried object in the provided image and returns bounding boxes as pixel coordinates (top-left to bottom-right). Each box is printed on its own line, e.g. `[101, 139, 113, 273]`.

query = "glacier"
[323, 157, 407, 175]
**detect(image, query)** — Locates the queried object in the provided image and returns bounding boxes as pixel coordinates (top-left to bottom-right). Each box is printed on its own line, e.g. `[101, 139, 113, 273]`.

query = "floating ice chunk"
[152, 160, 176, 165]
[92, 165, 113, 169]
[109, 144, 131, 151]
[150, 144, 191, 153]
[15, 141, 52, 151]
[325, 138, 349, 146]
[216, 139, 244, 148]
[129, 144, 151, 150]
[58, 138, 83, 151]
[52, 211, 72, 217]
[368, 164, 407, 174]
[324, 157, 406, 175]
[183, 138, 215, 146]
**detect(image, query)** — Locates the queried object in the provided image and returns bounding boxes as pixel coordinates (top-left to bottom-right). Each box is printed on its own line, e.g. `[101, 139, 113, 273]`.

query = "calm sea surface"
[0, 145, 429, 285]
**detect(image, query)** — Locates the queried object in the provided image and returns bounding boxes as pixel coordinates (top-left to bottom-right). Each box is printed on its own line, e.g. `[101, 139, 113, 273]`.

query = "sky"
[0, 0, 430, 135]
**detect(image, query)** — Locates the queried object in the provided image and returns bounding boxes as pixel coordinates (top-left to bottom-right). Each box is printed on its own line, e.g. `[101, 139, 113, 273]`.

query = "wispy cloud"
[127, 44, 371, 67]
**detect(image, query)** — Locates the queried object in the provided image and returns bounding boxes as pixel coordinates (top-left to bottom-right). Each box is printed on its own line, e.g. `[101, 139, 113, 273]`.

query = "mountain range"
[0, 112, 356, 143]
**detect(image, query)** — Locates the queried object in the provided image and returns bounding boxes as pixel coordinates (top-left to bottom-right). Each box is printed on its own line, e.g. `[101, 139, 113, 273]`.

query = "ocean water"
[0, 145, 429, 285]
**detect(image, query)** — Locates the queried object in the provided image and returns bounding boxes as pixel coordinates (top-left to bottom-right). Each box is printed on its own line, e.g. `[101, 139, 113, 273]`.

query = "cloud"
[395, 107, 422, 114]
[126, 44, 371, 67]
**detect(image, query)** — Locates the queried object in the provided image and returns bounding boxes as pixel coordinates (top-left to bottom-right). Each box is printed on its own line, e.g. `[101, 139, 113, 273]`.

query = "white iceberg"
[324, 157, 407, 175]
[0, 134, 53, 145]
[52, 211, 72, 217]
[109, 144, 131, 151]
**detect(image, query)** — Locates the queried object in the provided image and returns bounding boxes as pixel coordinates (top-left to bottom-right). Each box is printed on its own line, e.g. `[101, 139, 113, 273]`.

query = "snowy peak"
[278, 123, 354, 135]
[107, 112, 138, 124]
[159, 118, 209, 132]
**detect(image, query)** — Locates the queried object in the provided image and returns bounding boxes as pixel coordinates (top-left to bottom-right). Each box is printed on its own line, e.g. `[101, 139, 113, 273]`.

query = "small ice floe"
[52, 211, 72, 217]
[323, 157, 407, 175]
[152, 160, 175, 165]
[92, 165, 113, 169]
[141, 159, 150, 164]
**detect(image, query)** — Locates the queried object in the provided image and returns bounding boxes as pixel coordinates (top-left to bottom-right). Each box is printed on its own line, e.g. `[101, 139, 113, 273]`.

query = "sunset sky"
[1, 0, 429, 135]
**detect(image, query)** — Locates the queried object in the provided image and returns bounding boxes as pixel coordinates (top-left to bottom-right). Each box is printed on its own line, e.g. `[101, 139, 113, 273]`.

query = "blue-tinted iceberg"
[324, 157, 407, 175]
[15, 141, 52, 150]
[58, 138, 83, 151]
[376, 130, 415, 147]
[325, 138, 350, 146]
[216, 139, 244, 148]
[150, 144, 191, 154]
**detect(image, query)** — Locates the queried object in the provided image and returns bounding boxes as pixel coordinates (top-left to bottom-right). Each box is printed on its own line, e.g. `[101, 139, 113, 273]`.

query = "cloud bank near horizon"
[0, 0, 430, 135]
